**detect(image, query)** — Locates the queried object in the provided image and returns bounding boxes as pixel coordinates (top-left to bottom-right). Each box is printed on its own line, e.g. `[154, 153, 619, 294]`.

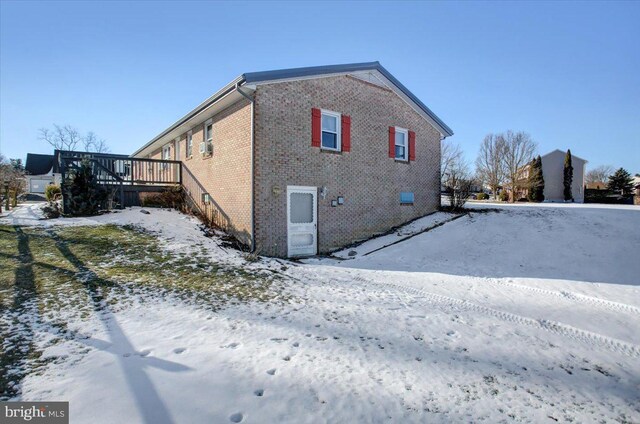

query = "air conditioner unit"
[199, 142, 213, 155]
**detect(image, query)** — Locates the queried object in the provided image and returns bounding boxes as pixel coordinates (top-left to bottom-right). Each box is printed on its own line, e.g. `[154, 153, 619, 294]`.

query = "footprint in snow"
[173, 347, 186, 354]
[292, 342, 299, 348]
[446, 331, 460, 338]
[254, 389, 264, 397]
[223, 342, 240, 349]
[229, 412, 244, 423]
[136, 349, 151, 357]
[266, 368, 276, 375]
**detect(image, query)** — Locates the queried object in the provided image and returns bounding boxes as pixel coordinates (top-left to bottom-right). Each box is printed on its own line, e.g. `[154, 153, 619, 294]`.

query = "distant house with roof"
[24, 153, 60, 194]
[585, 181, 607, 190]
[540, 150, 587, 203]
[518, 149, 587, 202]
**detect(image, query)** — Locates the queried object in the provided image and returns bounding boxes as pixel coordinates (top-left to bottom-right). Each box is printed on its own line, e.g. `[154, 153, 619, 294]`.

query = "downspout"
[236, 82, 256, 252]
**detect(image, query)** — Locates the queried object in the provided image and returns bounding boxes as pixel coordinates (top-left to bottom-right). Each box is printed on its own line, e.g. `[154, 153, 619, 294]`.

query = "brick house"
[132, 62, 453, 257]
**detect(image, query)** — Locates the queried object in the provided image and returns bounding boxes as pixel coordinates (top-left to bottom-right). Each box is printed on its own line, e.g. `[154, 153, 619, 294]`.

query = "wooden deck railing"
[55, 150, 182, 186]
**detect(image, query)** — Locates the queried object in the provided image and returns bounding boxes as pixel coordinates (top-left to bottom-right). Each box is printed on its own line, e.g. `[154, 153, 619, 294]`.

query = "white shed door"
[287, 186, 317, 257]
[30, 179, 50, 193]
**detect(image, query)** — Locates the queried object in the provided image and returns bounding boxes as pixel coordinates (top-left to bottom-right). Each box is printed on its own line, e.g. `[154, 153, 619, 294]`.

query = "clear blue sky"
[1, 1, 638, 173]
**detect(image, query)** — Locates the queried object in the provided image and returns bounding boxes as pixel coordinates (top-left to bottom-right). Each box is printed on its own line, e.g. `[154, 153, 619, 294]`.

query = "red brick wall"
[147, 99, 253, 246]
[253, 75, 442, 257]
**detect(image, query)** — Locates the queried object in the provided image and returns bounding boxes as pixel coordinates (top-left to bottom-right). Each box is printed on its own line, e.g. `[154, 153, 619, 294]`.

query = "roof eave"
[131, 75, 246, 157]
[244, 61, 453, 137]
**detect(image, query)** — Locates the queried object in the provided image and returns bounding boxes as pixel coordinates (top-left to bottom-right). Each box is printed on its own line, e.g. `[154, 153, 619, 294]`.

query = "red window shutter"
[409, 130, 416, 161]
[311, 108, 321, 147]
[388, 126, 396, 158]
[341, 115, 351, 152]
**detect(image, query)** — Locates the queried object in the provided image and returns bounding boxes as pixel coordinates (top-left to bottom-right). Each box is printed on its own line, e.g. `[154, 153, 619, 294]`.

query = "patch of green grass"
[0, 223, 282, 399]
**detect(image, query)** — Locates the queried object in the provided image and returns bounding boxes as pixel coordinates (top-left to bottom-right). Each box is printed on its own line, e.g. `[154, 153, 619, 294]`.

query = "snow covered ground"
[1, 203, 639, 423]
[330, 211, 463, 259]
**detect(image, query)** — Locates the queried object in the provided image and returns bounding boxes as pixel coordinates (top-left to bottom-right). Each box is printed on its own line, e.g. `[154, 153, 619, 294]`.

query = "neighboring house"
[131, 62, 453, 257]
[540, 149, 587, 203]
[517, 150, 587, 202]
[24, 153, 60, 194]
[585, 182, 608, 190]
[632, 176, 640, 195]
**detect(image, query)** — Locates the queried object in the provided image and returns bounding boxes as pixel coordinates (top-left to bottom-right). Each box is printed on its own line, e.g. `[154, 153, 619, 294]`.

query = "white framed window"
[161, 144, 171, 170]
[162, 144, 171, 160]
[174, 136, 180, 160]
[395, 127, 408, 161]
[204, 119, 213, 151]
[321, 110, 341, 151]
[186, 130, 193, 157]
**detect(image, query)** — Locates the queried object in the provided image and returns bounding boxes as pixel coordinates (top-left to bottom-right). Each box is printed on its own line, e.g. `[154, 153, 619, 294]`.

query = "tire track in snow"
[350, 276, 640, 358]
[487, 278, 640, 316]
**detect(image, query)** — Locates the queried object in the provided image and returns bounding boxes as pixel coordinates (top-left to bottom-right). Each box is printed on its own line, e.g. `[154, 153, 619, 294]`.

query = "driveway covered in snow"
[1, 203, 639, 423]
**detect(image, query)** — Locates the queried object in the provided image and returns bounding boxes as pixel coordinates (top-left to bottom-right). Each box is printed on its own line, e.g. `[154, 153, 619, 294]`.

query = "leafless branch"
[441, 141, 463, 187]
[585, 165, 614, 184]
[475, 133, 506, 199]
[501, 131, 537, 202]
[39, 125, 109, 153]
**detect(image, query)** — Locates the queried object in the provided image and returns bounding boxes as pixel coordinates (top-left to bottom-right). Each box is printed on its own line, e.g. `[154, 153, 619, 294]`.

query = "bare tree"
[441, 141, 463, 188]
[39, 124, 82, 151]
[475, 133, 506, 200]
[0, 154, 26, 210]
[39, 125, 110, 153]
[83, 132, 110, 153]
[442, 150, 474, 210]
[502, 131, 537, 202]
[0, 154, 7, 213]
[585, 165, 614, 184]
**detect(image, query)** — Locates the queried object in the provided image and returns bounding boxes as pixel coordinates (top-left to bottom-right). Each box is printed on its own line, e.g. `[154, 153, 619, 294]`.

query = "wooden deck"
[54, 150, 182, 209]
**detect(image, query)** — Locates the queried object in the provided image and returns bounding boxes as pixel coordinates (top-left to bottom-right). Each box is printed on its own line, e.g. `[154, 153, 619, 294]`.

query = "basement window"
[400, 192, 414, 205]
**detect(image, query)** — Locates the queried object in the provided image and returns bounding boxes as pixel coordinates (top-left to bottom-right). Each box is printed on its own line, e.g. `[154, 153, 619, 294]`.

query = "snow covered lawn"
[1, 203, 639, 423]
[330, 211, 465, 259]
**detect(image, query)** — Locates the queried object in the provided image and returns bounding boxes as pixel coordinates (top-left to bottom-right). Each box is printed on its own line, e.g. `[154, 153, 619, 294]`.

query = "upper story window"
[186, 130, 193, 157]
[162, 144, 171, 160]
[162, 144, 171, 170]
[321, 110, 341, 151]
[199, 119, 213, 156]
[205, 120, 213, 147]
[395, 127, 408, 161]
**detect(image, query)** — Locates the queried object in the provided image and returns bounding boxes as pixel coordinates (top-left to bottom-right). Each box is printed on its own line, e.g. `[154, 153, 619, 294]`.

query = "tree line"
[442, 130, 539, 206]
[441, 131, 637, 207]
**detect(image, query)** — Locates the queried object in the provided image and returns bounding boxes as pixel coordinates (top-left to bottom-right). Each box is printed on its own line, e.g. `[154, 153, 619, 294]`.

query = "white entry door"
[287, 186, 318, 257]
